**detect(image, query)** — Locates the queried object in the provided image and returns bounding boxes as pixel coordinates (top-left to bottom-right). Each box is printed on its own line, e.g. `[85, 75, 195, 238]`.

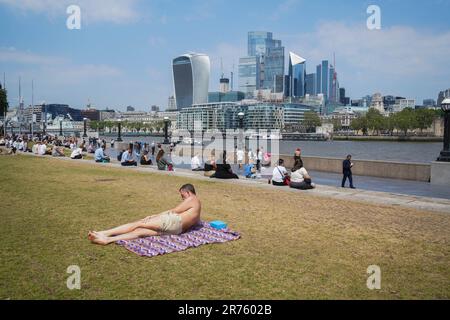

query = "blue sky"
[1, 0, 450, 111]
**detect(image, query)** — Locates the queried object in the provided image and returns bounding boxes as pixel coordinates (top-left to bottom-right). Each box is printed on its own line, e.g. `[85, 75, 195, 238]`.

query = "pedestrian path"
[19, 152, 450, 214]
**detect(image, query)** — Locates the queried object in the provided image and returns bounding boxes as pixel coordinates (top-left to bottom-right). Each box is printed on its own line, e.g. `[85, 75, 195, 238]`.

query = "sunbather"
[88, 184, 201, 245]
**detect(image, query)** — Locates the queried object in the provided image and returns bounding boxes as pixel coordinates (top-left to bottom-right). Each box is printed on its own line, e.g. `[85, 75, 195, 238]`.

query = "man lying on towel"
[88, 184, 201, 245]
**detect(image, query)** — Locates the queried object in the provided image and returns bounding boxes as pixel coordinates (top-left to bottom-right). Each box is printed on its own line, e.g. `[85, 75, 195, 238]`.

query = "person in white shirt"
[191, 154, 203, 171]
[38, 142, 48, 156]
[71, 146, 83, 159]
[32, 142, 39, 154]
[236, 148, 244, 169]
[290, 160, 315, 190]
[271, 159, 289, 186]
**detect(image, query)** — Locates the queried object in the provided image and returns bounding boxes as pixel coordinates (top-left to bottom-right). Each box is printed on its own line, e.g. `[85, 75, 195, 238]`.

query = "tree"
[351, 115, 369, 135]
[415, 108, 435, 133]
[0, 84, 8, 118]
[384, 114, 396, 136]
[302, 111, 322, 133]
[366, 108, 384, 135]
[331, 118, 342, 132]
[393, 108, 417, 135]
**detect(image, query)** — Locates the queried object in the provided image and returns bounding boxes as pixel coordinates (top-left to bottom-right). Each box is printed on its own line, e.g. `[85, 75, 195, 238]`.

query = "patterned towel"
[116, 221, 241, 257]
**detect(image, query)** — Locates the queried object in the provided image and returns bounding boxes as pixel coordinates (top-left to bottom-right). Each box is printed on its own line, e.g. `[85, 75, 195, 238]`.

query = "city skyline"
[1, 0, 450, 110]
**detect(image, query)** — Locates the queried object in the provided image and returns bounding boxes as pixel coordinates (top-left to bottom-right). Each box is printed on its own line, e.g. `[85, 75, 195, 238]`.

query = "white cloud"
[207, 42, 245, 91]
[0, 0, 141, 24]
[0, 47, 67, 65]
[270, 0, 300, 21]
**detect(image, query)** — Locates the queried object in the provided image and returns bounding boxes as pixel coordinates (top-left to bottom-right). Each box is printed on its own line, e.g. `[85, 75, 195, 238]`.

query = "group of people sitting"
[270, 149, 315, 190]
[190, 151, 239, 180]
[117, 143, 174, 171]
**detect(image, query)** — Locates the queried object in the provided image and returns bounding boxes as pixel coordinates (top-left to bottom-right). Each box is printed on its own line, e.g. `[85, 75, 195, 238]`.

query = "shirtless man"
[88, 184, 201, 245]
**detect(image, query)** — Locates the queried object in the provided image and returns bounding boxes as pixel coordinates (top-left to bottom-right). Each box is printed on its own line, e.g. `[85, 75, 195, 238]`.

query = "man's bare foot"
[91, 232, 110, 246]
[88, 231, 96, 241]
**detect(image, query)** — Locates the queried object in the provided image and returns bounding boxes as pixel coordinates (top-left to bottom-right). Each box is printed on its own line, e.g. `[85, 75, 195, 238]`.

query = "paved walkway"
[17, 152, 450, 214]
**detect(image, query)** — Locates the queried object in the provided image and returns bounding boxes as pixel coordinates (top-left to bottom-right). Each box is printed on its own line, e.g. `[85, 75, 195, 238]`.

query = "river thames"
[100, 135, 442, 164]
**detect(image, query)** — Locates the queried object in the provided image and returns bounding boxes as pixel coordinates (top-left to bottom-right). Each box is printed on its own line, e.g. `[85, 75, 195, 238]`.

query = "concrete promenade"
[18, 152, 450, 214]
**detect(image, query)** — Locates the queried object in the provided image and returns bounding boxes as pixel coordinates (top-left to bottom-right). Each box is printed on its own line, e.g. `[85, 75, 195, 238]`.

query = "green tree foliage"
[415, 108, 436, 132]
[350, 107, 438, 136]
[302, 111, 322, 133]
[393, 108, 417, 135]
[366, 108, 385, 134]
[350, 116, 369, 135]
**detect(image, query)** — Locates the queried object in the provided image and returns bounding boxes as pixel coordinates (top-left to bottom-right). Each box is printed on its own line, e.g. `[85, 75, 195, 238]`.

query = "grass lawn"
[0, 155, 449, 300]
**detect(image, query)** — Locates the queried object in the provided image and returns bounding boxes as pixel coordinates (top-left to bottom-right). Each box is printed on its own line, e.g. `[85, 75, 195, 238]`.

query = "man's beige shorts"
[158, 211, 183, 235]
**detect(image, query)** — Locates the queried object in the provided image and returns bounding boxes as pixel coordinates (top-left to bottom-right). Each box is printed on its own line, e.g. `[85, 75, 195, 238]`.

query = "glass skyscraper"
[238, 56, 260, 98]
[306, 73, 316, 95]
[288, 52, 306, 98]
[172, 53, 210, 110]
[242, 31, 285, 93]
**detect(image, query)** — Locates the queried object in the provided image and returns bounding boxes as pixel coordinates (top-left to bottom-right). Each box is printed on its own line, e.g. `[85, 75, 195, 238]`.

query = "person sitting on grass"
[270, 159, 289, 186]
[156, 149, 172, 171]
[88, 184, 201, 245]
[121, 146, 138, 167]
[290, 160, 315, 190]
[38, 141, 47, 156]
[52, 145, 65, 157]
[140, 150, 153, 166]
[244, 159, 257, 179]
[95, 145, 110, 163]
[211, 152, 239, 180]
[70, 144, 84, 160]
[191, 153, 203, 171]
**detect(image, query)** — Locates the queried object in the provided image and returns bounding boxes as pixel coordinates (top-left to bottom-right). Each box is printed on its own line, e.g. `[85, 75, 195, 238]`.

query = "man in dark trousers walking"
[342, 155, 355, 189]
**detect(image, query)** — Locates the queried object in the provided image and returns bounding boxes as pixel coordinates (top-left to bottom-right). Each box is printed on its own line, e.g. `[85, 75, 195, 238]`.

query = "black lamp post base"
[162, 139, 171, 145]
[437, 150, 450, 162]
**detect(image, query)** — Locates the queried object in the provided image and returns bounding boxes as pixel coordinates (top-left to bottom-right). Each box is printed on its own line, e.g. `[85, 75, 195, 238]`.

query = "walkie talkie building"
[172, 53, 210, 110]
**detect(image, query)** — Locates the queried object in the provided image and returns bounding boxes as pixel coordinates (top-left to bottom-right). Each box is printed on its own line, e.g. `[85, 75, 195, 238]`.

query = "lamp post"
[59, 120, 63, 137]
[437, 98, 450, 162]
[238, 112, 245, 150]
[42, 101, 46, 136]
[117, 119, 123, 142]
[163, 116, 170, 144]
[83, 118, 88, 138]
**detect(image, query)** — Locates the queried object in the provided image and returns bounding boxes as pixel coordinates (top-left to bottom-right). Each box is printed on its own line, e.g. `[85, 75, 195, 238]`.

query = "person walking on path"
[342, 155, 355, 189]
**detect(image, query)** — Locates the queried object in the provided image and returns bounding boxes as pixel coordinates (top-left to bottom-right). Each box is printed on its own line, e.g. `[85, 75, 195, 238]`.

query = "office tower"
[219, 77, 230, 93]
[316, 64, 322, 95]
[245, 31, 285, 92]
[288, 52, 306, 98]
[172, 53, 210, 110]
[339, 88, 346, 104]
[305, 73, 316, 96]
[423, 99, 436, 108]
[239, 56, 260, 98]
[438, 88, 450, 107]
[167, 96, 176, 111]
[321, 60, 329, 100]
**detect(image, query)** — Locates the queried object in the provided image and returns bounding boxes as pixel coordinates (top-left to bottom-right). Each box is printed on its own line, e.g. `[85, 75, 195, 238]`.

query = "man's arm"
[171, 198, 194, 214]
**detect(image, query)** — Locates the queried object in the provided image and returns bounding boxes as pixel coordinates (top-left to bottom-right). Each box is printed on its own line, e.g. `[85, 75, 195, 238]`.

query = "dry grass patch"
[0, 155, 449, 300]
